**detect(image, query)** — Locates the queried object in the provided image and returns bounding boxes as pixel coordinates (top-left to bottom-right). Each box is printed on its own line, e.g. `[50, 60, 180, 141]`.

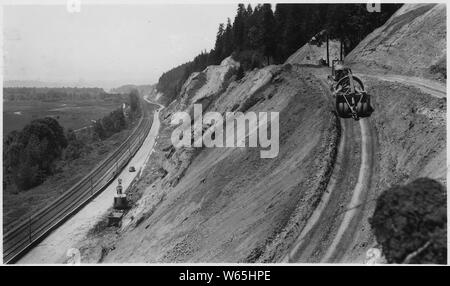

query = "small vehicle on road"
[328, 60, 373, 120]
[129, 166, 136, 172]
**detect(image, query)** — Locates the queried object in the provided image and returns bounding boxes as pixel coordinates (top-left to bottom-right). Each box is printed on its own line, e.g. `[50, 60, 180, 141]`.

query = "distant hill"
[4, 80, 138, 90]
[110, 84, 155, 96]
[4, 80, 68, 88]
[2, 87, 123, 102]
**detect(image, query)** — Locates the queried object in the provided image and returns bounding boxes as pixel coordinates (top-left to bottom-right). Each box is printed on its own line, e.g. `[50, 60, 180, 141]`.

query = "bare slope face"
[334, 77, 446, 264]
[369, 80, 446, 185]
[346, 4, 446, 81]
[171, 57, 240, 113]
[100, 64, 339, 263]
[286, 40, 341, 67]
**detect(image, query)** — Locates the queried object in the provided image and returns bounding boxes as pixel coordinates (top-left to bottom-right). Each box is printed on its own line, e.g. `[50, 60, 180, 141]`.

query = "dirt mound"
[346, 4, 446, 81]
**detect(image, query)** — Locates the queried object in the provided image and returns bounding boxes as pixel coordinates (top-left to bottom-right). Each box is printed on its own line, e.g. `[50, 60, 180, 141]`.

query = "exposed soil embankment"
[369, 79, 446, 185]
[336, 77, 446, 263]
[82, 63, 340, 263]
[286, 39, 341, 67]
[346, 3, 446, 81]
[332, 3, 447, 263]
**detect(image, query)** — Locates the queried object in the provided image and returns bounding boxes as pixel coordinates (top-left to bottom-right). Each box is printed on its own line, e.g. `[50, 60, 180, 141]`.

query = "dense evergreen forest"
[156, 3, 402, 103]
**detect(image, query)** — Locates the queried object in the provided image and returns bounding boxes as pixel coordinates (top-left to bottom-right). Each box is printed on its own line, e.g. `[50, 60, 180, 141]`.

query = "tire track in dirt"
[358, 73, 446, 98]
[283, 71, 377, 263]
[281, 118, 359, 262]
[321, 70, 445, 262]
[320, 118, 376, 263]
[310, 69, 443, 262]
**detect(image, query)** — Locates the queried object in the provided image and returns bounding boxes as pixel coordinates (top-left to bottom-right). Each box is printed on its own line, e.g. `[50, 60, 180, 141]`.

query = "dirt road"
[284, 66, 445, 263]
[17, 98, 163, 264]
[281, 70, 377, 263]
[358, 73, 446, 98]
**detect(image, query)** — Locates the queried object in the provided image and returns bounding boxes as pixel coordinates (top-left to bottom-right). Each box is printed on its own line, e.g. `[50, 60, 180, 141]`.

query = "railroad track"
[3, 97, 154, 264]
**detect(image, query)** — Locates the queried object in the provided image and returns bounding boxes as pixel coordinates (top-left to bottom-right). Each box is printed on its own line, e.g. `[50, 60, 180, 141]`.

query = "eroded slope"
[346, 3, 446, 81]
[92, 63, 339, 263]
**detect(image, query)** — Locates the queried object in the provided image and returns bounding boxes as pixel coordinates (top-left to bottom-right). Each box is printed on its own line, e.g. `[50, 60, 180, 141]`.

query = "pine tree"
[246, 4, 253, 16]
[214, 23, 225, 61]
[260, 4, 276, 65]
[233, 4, 247, 51]
[223, 18, 234, 59]
[154, 3, 402, 103]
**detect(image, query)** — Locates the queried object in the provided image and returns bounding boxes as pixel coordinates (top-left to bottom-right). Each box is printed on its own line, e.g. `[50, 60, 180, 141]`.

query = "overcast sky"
[3, 4, 237, 89]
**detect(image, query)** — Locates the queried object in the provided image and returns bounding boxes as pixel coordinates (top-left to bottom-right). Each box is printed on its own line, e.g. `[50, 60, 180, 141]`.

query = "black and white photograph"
[0, 0, 447, 269]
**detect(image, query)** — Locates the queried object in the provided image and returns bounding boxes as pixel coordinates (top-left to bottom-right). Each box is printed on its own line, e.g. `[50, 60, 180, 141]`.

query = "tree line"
[92, 91, 140, 140]
[3, 87, 124, 102]
[156, 3, 402, 103]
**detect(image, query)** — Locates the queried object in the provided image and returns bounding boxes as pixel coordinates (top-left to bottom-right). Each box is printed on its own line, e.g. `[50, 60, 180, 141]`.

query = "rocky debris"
[176, 57, 240, 112]
[416, 106, 446, 127]
[211, 65, 280, 115]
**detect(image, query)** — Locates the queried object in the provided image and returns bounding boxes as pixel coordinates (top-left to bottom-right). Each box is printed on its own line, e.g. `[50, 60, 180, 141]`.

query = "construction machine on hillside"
[328, 60, 374, 120]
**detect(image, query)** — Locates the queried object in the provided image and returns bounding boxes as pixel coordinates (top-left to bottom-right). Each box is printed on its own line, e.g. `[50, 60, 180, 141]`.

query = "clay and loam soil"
[337, 77, 446, 263]
[75, 61, 341, 263]
[75, 3, 446, 264]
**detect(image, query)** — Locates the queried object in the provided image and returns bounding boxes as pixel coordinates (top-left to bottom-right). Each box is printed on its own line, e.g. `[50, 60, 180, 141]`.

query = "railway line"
[3, 96, 157, 264]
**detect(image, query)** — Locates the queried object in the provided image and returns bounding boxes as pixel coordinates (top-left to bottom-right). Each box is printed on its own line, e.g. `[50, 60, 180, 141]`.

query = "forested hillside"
[156, 3, 402, 103]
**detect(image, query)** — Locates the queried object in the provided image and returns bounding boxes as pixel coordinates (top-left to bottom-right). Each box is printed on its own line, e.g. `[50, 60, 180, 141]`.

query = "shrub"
[232, 50, 265, 71]
[14, 162, 42, 190]
[369, 178, 447, 264]
[93, 108, 126, 140]
[64, 129, 88, 161]
[4, 117, 67, 190]
[430, 62, 446, 79]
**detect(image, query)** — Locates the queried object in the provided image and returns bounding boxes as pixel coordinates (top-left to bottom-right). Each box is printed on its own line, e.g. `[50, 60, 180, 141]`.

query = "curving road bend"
[358, 73, 446, 98]
[17, 96, 163, 264]
[285, 67, 444, 263]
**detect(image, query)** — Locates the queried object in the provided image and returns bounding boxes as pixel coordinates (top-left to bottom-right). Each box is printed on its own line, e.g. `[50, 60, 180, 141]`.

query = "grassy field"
[3, 99, 123, 136]
[3, 103, 157, 231]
